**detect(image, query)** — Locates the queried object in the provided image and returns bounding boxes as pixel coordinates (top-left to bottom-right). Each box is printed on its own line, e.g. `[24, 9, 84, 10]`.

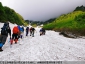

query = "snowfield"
[0, 23, 85, 61]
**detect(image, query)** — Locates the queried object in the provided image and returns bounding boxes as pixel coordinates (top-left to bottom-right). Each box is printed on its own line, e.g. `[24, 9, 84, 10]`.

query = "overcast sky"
[0, 0, 85, 21]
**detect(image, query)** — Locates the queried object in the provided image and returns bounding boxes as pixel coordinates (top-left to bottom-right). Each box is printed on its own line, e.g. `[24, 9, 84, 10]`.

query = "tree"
[0, 2, 6, 22]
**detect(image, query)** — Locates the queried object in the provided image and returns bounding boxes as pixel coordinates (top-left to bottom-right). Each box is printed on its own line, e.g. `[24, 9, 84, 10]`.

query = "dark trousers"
[0, 35, 7, 45]
[12, 33, 18, 40]
[26, 31, 28, 36]
[10, 33, 18, 44]
[30, 31, 34, 37]
[0, 35, 7, 48]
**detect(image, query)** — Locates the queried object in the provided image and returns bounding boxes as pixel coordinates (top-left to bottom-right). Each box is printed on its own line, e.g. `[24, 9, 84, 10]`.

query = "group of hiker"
[26, 26, 35, 37]
[25, 26, 46, 37]
[0, 22, 46, 52]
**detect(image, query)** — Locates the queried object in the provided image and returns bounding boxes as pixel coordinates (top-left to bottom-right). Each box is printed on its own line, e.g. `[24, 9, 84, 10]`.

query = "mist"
[0, 0, 85, 21]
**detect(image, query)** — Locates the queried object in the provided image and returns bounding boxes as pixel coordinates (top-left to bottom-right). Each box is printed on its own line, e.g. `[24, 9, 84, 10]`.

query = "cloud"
[0, 0, 85, 21]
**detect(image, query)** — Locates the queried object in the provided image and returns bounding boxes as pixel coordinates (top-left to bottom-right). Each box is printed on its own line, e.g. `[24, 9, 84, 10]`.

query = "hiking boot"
[10, 43, 12, 45]
[15, 39, 18, 44]
[15, 42, 17, 44]
[0, 48, 3, 52]
[10, 39, 13, 45]
[40, 34, 41, 36]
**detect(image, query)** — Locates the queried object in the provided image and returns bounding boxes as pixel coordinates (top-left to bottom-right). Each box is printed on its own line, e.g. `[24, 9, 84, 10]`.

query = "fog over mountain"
[0, 0, 85, 21]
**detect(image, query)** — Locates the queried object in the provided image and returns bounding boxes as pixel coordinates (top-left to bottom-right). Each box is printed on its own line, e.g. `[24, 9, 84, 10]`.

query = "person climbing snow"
[39, 28, 46, 36]
[26, 26, 29, 36]
[0, 22, 11, 51]
[20, 26, 24, 39]
[30, 27, 35, 37]
[10, 26, 19, 44]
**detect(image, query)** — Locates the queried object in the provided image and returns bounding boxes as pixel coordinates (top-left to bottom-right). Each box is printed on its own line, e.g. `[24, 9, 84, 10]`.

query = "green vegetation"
[43, 5, 85, 36]
[0, 2, 27, 26]
[74, 5, 85, 11]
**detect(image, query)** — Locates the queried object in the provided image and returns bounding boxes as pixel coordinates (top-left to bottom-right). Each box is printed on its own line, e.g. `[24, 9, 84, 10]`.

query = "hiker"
[0, 22, 11, 51]
[39, 28, 45, 36]
[20, 26, 24, 39]
[10, 26, 19, 44]
[30, 27, 35, 37]
[26, 27, 29, 36]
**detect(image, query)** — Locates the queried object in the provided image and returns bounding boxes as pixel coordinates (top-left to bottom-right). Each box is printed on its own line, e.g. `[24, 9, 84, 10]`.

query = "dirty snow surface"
[0, 23, 85, 61]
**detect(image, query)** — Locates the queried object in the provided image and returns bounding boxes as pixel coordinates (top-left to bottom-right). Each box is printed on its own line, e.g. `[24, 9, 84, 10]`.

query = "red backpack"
[13, 26, 19, 34]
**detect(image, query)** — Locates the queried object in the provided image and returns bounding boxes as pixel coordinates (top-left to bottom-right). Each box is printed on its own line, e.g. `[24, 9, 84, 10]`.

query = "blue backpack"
[22, 27, 24, 31]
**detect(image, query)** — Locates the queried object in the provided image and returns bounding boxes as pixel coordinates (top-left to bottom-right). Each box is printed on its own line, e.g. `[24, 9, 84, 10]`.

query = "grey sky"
[0, 0, 85, 21]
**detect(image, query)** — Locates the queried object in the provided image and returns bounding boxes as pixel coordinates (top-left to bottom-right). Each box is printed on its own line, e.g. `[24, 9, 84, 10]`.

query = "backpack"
[1, 25, 8, 35]
[20, 27, 24, 32]
[30, 27, 32, 32]
[32, 28, 35, 31]
[22, 27, 24, 31]
[40, 29, 42, 32]
[13, 26, 19, 34]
